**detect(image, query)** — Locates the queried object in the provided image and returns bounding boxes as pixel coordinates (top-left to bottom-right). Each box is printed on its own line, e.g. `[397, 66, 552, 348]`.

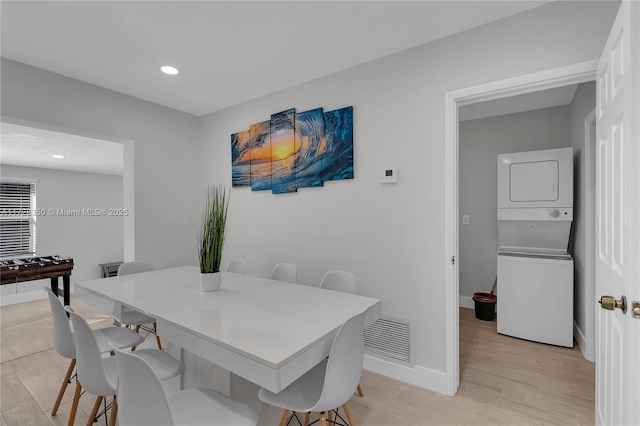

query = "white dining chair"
[258, 311, 366, 426]
[111, 345, 258, 426]
[226, 256, 247, 274]
[270, 262, 297, 283]
[66, 307, 184, 426]
[319, 270, 364, 398]
[44, 287, 144, 418]
[319, 270, 356, 294]
[112, 261, 162, 349]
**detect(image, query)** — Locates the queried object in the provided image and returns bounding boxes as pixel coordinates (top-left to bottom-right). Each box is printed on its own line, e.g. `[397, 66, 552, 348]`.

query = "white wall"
[458, 105, 572, 302]
[0, 165, 123, 304]
[0, 59, 201, 270]
[569, 82, 597, 350]
[199, 1, 618, 378]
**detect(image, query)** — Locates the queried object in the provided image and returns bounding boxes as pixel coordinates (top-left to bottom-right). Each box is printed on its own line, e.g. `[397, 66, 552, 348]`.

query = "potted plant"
[197, 185, 229, 291]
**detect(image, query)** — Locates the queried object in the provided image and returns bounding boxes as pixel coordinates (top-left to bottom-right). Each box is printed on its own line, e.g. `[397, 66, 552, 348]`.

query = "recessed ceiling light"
[161, 65, 179, 75]
[52, 154, 66, 159]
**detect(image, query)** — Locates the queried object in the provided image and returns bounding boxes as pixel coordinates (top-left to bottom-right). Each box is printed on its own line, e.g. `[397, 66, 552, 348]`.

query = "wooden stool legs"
[108, 397, 118, 426]
[86, 396, 103, 426]
[52, 358, 75, 416]
[67, 381, 82, 426]
[278, 409, 290, 426]
[153, 322, 162, 349]
[132, 322, 162, 350]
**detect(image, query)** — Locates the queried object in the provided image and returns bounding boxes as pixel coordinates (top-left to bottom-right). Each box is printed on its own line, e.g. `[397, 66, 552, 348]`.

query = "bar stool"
[66, 307, 184, 426]
[44, 287, 144, 418]
[112, 261, 162, 349]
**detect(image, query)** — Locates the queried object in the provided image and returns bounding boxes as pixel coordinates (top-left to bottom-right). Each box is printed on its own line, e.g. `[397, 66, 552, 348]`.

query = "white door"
[595, 1, 640, 425]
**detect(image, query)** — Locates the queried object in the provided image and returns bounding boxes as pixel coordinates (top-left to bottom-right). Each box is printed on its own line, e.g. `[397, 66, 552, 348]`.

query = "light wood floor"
[0, 297, 594, 425]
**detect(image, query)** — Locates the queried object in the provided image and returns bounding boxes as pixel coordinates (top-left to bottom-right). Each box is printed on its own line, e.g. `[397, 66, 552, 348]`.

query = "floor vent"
[364, 315, 413, 366]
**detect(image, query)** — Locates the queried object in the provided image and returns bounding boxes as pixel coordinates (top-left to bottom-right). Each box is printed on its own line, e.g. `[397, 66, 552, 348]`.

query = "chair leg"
[67, 382, 82, 426]
[319, 412, 327, 426]
[52, 358, 75, 416]
[343, 403, 355, 426]
[134, 324, 141, 334]
[328, 410, 334, 423]
[154, 322, 162, 349]
[357, 383, 364, 397]
[304, 412, 311, 426]
[108, 397, 118, 426]
[278, 409, 290, 426]
[86, 395, 103, 426]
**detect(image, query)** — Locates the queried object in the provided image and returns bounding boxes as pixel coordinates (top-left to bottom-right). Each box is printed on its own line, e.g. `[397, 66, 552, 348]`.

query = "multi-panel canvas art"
[231, 106, 353, 194]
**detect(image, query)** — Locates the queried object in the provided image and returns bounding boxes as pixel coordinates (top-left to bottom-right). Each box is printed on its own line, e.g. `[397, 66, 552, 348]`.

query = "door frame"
[444, 60, 598, 395]
[582, 108, 597, 362]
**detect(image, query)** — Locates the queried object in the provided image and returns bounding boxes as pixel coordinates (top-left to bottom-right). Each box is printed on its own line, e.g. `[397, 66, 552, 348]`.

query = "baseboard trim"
[1, 290, 48, 306]
[573, 320, 594, 362]
[459, 295, 474, 309]
[363, 354, 450, 395]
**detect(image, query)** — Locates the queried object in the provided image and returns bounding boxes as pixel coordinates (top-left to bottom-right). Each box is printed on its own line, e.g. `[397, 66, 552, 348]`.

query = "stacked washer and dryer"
[496, 147, 574, 347]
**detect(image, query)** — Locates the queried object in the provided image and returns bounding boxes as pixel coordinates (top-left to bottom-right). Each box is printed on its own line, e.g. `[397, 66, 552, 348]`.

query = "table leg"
[62, 274, 70, 306]
[180, 347, 185, 390]
[50, 277, 59, 297]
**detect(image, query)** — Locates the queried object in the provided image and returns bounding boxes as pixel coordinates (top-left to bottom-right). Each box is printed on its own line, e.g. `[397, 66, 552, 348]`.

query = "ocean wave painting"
[231, 129, 251, 187]
[248, 121, 272, 191]
[230, 106, 353, 195]
[295, 108, 325, 188]
[270, 109, 297, 194]
[322, 106, 354, 181]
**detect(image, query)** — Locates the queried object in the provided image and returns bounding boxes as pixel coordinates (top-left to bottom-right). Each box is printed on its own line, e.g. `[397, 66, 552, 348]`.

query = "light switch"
[462, 215, 470, 225]
[381, 168, 398, 184]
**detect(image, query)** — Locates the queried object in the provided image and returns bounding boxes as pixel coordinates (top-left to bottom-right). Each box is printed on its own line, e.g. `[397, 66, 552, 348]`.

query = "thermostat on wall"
[381, 168, 398, 184]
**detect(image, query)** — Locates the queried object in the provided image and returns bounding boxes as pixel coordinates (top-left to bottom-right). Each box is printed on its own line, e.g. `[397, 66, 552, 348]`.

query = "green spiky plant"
[198, 185, 229, 274]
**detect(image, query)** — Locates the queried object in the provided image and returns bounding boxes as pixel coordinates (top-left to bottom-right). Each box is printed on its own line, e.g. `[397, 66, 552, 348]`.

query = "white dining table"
[74, 266, 381, 394]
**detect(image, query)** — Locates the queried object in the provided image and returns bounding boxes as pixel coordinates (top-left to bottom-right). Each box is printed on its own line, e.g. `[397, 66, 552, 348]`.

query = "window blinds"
[0, 182, 36, 258]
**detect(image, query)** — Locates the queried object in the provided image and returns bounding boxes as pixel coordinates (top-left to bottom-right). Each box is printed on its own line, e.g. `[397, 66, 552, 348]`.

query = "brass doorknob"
[599, 295, 627, 314]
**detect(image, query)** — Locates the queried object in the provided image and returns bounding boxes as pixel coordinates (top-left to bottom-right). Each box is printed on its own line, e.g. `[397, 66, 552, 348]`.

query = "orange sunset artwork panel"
[231, 106, 353, 194]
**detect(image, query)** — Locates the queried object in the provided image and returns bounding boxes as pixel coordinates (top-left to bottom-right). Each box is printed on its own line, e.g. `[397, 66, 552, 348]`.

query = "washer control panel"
[498, 208, 573, 221]
[546, 208, 571, 219]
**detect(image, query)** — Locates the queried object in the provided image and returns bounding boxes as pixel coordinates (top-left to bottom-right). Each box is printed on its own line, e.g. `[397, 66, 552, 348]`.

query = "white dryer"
[496, 147, 574, 347]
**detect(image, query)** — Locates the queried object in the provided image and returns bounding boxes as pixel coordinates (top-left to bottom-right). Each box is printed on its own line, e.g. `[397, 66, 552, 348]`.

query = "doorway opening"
[444, 60, 598, 395]
[0, 117, 134, 305]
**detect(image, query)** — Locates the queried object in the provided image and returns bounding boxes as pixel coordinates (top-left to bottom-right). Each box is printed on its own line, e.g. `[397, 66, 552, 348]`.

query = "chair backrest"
[319, 270, 356, 294]
[66, 307, 116, 397]
[44, 287, 75, 359]
[227, 256, 247, 274]
[117, 261, 154, 276]
[111, 345, 174, 426]
[312, 311, 366, 413]
[270, 262, 297, 283]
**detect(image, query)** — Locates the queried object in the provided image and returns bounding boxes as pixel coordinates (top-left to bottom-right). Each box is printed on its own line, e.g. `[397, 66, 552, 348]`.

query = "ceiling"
[0, 1, 555, 174]
[0, 123, 123, 176]
[1, 1, 552, 117]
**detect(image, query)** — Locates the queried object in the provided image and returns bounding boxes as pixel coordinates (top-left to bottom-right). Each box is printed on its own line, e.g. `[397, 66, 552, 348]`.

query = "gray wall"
[459, 105, 573, 300]
[0, 165, 123, 302]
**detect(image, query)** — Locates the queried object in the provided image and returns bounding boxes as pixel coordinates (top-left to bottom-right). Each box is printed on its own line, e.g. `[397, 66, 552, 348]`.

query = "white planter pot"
[200, 272, 221, 292]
